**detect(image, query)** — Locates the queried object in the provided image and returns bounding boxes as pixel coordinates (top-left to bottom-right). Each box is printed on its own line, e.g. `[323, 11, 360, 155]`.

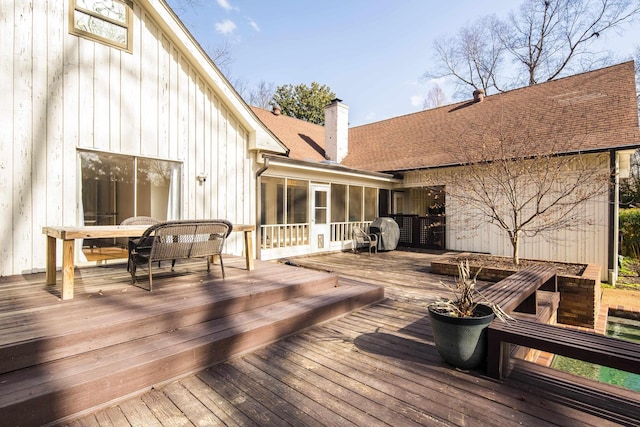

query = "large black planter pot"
[428, 304, 495, 370]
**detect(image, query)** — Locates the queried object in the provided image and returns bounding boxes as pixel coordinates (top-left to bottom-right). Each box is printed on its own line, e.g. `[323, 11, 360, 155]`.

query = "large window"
[260, 177, 309, 225]
[79, 151, 181, 247]
[70, 0, 133, 51]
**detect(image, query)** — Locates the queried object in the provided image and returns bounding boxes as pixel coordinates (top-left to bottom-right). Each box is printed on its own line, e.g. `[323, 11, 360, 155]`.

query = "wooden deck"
[3, 250, 639, 426]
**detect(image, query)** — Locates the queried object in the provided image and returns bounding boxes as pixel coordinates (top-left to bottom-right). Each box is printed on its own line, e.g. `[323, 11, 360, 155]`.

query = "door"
[310, 184, 330, 252]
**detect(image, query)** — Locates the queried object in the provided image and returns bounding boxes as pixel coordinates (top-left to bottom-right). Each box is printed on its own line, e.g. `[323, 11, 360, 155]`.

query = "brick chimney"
[324, 98, 349, 163]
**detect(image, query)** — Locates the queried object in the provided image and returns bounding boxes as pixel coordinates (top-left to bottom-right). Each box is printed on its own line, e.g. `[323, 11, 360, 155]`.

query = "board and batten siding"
[402, 154, 612, 281]
[0, 1, 256, 276]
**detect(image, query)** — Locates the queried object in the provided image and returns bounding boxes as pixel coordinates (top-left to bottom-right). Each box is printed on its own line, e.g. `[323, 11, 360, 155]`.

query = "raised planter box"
[431, 254, 601, 329]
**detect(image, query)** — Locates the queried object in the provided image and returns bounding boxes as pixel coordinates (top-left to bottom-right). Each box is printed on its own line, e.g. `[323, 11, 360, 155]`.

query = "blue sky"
[166, 0, 639, 127]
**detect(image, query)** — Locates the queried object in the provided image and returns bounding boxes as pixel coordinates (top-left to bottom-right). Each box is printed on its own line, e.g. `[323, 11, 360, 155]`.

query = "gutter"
[255, 156, 270, 260]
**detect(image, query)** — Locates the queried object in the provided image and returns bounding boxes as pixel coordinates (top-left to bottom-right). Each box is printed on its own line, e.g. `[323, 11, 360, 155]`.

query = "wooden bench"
[129, 219, 233, 290]
[487, 317, 640, 379]
[480, 264, 557, 315]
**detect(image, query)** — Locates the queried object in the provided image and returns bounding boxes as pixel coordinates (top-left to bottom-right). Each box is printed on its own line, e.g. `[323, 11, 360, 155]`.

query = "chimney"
[324, 98, 349, 163]
[473, 89, 485, 103]
[272, 105, 281, 116]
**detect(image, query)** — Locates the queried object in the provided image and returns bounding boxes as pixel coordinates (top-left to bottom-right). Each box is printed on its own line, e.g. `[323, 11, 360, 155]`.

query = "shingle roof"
[343, 61, 640, 172]
[251, 107, 327, 162]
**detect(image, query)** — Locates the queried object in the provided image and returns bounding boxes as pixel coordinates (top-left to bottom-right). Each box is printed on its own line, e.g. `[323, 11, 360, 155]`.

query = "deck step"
[0, 274, 383, 427]
[0, 269, 338, 375]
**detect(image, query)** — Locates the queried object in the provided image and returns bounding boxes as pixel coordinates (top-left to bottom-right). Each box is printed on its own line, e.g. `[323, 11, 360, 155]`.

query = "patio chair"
[122, 216, 162, 271]
[353, 226, 378, 255]
[129, 220, 232, 291]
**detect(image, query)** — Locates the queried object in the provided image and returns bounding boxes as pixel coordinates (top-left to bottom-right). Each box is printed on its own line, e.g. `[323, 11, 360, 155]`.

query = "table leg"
[244, 230, 254, 271]
[46, 236, 57, 285]
[61, 239, 75, 300]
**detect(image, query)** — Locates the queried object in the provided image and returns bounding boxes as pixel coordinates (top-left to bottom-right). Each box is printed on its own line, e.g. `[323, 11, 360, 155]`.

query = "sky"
[165, 0, 639, 127]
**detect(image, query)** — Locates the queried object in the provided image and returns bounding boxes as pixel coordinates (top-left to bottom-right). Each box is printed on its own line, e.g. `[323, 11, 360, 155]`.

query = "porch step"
[0, 268, 338, 375]
[0, 273, 383, 427]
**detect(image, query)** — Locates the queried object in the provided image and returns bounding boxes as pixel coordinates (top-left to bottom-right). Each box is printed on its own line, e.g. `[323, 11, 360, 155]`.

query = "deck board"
[5, 250, 638, 426]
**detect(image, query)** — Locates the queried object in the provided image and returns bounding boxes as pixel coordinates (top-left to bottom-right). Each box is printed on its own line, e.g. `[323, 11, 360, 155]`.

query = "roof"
[251, 107, 327, 162]
[343, 61, 640, 172]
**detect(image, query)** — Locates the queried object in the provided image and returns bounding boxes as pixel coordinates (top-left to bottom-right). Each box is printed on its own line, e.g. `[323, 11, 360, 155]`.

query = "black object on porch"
[389, 214, 446, 250]
[370, 217, 400, 251]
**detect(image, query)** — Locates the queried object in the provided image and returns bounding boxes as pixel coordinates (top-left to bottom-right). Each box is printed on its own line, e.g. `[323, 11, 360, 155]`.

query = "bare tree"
[427, 0, 640, 99]
[635, 46, 640, 108]
[423, 84, 448, 109]
[505, 0, 640, 85]
[248, 80, 276, 109]
[434, 116, 611, 265]
[426, 15, 509, 98]
[205, 41, 235, 77]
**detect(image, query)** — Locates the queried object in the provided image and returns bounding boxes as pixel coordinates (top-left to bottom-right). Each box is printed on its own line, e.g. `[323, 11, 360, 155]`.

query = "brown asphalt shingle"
[253, 62, 640, 173]
[343, 61, 640, 172]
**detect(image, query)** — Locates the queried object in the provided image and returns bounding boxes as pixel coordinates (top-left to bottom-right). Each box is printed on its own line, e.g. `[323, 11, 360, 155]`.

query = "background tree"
[248, 80, 276, 109]
[423, 84, 448, 109]
[440, 116, 610, 265]
[505, 0, 640, 86]
[426, 0, 640, 99]
[272, 82, 336, 125]
[428, 15, 508, 98]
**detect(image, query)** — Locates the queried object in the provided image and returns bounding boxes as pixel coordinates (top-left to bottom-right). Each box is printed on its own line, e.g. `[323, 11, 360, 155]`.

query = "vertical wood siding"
[403, 157, 611, 281]
[1, 1, 254, 275]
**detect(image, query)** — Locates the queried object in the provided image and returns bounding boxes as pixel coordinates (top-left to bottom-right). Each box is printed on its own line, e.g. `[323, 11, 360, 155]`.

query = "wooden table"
[43, 224, 255, 300]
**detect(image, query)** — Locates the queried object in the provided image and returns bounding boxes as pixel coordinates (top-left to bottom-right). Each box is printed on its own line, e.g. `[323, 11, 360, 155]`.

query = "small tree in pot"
[428, 260, 511, 370]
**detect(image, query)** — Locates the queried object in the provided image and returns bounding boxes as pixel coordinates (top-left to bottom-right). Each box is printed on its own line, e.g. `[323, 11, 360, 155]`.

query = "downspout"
[255, 156, 270, 260]
[608, 150, 619, 286]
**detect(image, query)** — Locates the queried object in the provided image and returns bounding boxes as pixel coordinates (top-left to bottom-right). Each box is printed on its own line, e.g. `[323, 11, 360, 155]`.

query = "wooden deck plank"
[198, 369, 285, 426]
[117, 398, 164, 427]
[225, 354, 363, 427]
[4, 250, 638, 427]
[140, 390, 192, 427]
[161, 381, 223, 427]
[243, 342, 416, 426]
[214, 362, 322, 427]
[180, 375, 248, 427]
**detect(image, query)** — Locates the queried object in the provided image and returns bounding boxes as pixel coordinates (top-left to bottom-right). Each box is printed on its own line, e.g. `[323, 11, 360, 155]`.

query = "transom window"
[70, 0, 133, 51]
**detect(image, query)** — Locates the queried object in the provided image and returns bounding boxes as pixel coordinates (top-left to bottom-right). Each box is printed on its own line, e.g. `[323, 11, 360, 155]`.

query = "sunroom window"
[70, 0, 133, 51]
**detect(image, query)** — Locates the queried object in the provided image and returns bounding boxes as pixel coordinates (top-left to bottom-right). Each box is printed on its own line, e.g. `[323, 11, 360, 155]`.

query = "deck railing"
[260, 221, 373, 249]
[330, 221, 372, 243]
[261, 224, 309, 249]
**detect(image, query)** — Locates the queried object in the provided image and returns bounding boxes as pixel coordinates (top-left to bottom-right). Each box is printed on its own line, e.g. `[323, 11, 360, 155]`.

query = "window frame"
[69, 0, 133, 52]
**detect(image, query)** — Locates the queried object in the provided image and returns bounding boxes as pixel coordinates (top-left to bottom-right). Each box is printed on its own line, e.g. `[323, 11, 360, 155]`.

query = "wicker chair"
[121, 216, 161, 271]
[353, 226, 378, 255]
[129, 220, 233, 290]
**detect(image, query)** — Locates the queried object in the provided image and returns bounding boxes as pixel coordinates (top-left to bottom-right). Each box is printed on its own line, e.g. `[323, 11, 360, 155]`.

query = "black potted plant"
[428, 260, 511, 370]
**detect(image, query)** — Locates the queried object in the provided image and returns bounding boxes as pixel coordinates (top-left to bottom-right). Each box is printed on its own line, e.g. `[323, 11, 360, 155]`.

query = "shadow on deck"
[2, 250, 639, 426]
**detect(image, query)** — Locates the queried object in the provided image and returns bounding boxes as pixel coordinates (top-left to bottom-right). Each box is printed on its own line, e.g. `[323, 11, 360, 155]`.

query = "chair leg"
[130, 259, 137, 284]
[219, 256, 225, 279]
[148, 260, 153, 292]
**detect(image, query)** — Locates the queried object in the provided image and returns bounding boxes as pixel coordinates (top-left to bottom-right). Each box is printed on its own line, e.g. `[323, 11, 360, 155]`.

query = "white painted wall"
[0, 1, 284, 276]
[402, 153, 612, 281]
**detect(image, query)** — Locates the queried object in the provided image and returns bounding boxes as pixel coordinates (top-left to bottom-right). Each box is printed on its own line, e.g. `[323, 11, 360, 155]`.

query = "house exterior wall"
[0, 1, 262, 276]
[402, 153, 612, 281]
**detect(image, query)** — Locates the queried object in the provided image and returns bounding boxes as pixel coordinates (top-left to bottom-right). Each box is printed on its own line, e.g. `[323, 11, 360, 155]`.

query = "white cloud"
[410, 95, 425, 108]
[215, 19, 237, 35]
[217, 0, 233, 11]
[248, 18, 260, 32]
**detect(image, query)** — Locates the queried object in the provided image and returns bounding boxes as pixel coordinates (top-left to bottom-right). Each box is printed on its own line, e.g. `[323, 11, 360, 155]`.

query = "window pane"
[80, 151, 134, 227]
[137, 158, 181, 221]
[348, 186, 363, 221]
[77, 0, 128, 24]
[364, 187, 377, 220]
[331, 184, 346, 222]
[287, 180, 308, 224]
[74, 10, 128, 45]
[261, 177, 285, 225]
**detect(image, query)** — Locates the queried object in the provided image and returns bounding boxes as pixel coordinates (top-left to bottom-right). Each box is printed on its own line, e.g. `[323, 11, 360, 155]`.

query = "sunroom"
[257, 155, 400, 260]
